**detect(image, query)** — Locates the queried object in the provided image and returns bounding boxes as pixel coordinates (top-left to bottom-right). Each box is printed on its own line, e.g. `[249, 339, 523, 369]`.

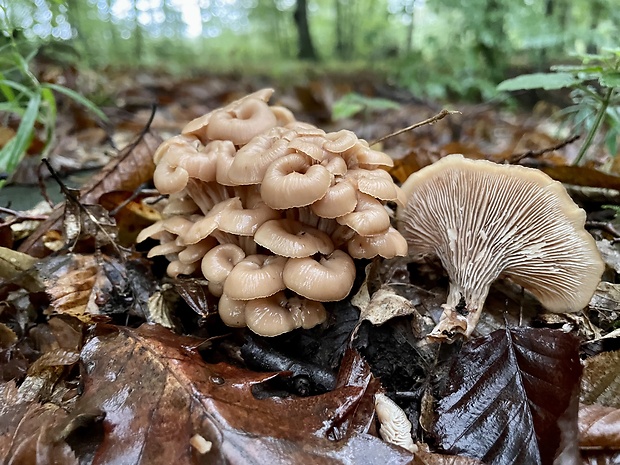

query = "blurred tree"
[294, 0, 317, 60]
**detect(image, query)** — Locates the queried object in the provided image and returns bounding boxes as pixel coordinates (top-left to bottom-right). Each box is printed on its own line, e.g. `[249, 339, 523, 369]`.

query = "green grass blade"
[0, 91, 41, 177]
[42, 83, 108, 122]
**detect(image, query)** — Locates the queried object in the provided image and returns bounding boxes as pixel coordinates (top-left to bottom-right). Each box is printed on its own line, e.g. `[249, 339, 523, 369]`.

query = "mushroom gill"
[397, 154, 605, 340]
[139, 88, 408, 336]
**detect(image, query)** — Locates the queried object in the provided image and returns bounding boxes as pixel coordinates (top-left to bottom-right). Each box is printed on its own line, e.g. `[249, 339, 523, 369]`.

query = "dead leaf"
[60, 324, 414, 464]
[0, 388, 78, 464]
[99, 190, 162, 246]
[579, 403, 620, 449]
[62, 189, 119, 250]
[433, 327, 582, 465]
[19, 131, 161, 257]
[581, 350, 620, 408]
[37, 254, 153, 322]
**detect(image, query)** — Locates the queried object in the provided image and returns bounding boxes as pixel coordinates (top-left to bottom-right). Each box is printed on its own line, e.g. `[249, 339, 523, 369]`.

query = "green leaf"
[497, 72, 581, 91]
[0, 91, 41, 181]
[42, 83, 109, 122]
[600, 72, 620, 88]
[331, 92, 400, 120]
[0, 79, 34, 97]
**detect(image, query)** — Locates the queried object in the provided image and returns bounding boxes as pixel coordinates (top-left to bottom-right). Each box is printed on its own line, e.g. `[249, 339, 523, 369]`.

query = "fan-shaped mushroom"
[397, 154, 605, 340]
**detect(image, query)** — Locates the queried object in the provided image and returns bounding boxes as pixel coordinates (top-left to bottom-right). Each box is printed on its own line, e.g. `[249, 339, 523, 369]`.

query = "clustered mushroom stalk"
[138, 89, 408, 337]
[397, 154, 605, 340]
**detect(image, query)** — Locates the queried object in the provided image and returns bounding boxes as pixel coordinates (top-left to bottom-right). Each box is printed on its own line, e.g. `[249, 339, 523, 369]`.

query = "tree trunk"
[293, 0, 317, 60]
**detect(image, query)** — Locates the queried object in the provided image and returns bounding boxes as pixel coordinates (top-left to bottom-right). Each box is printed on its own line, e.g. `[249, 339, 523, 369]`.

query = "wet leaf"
[62, 189, 119, 250]
[532, 164, 620, 190]
[0, 386, 78, 464]
[99, 190, 162, 246]
[433, 327, 581, 465]
[581, 351, 620, 408]
[579, 403, 620, 449]
[62, 324, 413, 464]
[37, 254, 153, 322]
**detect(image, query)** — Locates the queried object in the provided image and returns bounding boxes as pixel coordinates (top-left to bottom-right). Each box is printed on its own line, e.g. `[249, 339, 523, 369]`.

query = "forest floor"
[1, 71, 619, 464]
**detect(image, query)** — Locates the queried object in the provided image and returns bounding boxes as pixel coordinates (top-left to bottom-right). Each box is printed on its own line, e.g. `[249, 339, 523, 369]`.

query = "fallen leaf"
[61, 324, 414, 464]
[19, 131, 161, 257]
[433, 327, 581, 465]
[579, 403, 620, 449]
[581, 350, 620, 408]
[0, 386, 78, 464]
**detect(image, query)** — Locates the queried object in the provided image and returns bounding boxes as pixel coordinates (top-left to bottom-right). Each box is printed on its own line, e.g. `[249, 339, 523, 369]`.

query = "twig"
[370, 109, 461, 146]
[42, 158, 125, 258]
[0, 206, 48, 226]
[508, 134, 581, 164]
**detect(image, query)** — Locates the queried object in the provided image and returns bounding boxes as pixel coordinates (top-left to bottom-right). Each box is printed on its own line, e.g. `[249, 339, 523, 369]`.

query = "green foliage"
[498, 50, 620, 164]
[331, 92, 401, 121]
[0, 15, 107, 186]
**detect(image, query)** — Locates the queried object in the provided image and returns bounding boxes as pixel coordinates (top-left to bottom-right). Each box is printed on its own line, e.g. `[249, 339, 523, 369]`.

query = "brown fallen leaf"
[37, 253, 153, 323]
[19, 131, 161, 257]
[581, 350, 620, 408]
[60, 323, 414, 464]
[0, 382, 78, 464]
[579, 403, 620, 450]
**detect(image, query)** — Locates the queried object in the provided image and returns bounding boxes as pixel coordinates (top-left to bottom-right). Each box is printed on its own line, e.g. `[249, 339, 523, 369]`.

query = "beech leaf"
[60, 324, 414, 464]
[433, 327, 581, 465]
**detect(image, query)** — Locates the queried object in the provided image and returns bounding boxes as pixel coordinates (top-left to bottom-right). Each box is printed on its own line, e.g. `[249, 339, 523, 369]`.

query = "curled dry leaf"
[60, 324, 413, 465]
[581, 350, 620, 408]
[433, 326, 582, 465]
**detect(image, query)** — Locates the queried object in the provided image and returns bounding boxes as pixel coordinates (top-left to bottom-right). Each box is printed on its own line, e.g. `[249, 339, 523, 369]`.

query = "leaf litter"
[1, 73, 620, 464]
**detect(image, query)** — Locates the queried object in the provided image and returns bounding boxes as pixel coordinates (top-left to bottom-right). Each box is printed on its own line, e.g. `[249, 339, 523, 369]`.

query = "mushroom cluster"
[138, 89, 408, 336]
[397, 154, 605, 340]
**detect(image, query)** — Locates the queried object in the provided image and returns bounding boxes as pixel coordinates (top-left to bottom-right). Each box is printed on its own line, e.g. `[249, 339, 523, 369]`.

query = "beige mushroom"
[218, 293, 247, 327]
[261, 153, 332, 209]
[153, 134, 202, 165]
[244, 292, 298, 336]
[223, 254, 287, 300]
[311, 180, 358, 219]
[287, 296, 327, 329]
[153, 150, 190, 195]
[228, 127, 293, 185]
[254, 218, 334, 258]
[323, 130, 358, 153]
[336, 193, 391, 236]
[347, 168, 403, 204]
[283, 250, 356, 301]
[288, 137, 328, 162]
[201, 243, 246, 283]
[270, 105, 296, 126]
[217, 198, 279, 236]
[397, 154, 605, 339]
[182, 88, 275, 143]
[178, 238, 218, 264]
[206, 98, 277, 146]
[167, 260, 198, 278]
[183, 198, 239, 244]
[347, 227, 408, 259]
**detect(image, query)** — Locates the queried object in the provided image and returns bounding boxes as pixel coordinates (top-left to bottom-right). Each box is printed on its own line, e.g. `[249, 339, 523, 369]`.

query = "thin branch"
[370, 109, 461, 146]
[508, 134, 581, 164]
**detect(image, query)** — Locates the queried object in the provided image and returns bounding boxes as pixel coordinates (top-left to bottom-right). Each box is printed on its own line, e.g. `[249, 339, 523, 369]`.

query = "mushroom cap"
[153, 151, 190, 195]
[336, 192, 391, 236]
[218, 293, 247, 327]
[397, 154, 605, 336]
[223, 254, 287, 300]
[206, 98, 277, 146]
[201, 243, 246, 283]
[311, 180, 358, 219]
[347, 227, 408, 259]
[260, 153, 332, 209]
[283, 250, 356, 301]
[228, 127, 293, 185]
[244, 292, 297, 337]
[254, 218, 334, 258]
[287, 296, 327, 329]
